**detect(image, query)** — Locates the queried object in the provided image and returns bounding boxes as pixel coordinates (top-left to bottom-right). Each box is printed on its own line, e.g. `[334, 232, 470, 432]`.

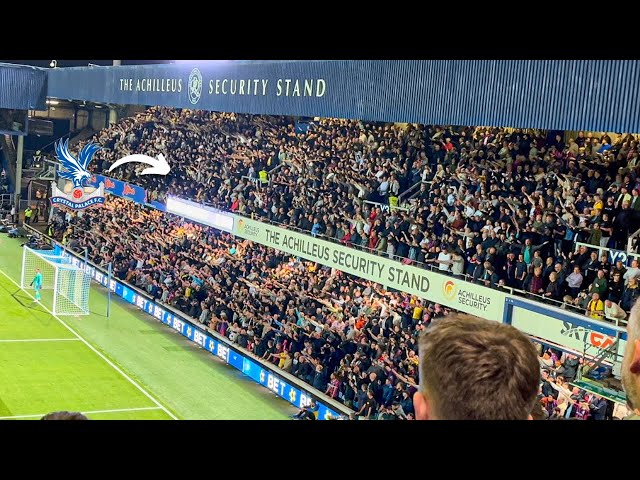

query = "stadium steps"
[67, 127, 96, 147]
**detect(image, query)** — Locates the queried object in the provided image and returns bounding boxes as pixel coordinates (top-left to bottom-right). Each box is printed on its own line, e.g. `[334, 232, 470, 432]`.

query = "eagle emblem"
[55, 139, 101, 189]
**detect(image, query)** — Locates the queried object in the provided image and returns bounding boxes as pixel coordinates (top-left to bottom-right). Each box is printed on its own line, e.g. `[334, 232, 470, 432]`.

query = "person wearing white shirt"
[450, 252, 465, 277]
[446, 189, 456, 206]
[604, 299, 627, 321]
[436, 248, 452, 273]
[481, 220, 494, 233]
[378, 178, 389, 197]
[464, 205, 476, 218]
[548, 376, 572, 405]
[389, 176, 400, 196]
[623, 260, 640, 285]
[367, 133, 375, 147]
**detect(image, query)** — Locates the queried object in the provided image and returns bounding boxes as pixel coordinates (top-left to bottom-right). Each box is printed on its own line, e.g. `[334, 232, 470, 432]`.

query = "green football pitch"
[0, 236, 295, 420]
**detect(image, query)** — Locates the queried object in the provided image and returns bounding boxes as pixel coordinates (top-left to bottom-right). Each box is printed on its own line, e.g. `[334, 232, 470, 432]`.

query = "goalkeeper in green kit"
[30, 268, 42, 303]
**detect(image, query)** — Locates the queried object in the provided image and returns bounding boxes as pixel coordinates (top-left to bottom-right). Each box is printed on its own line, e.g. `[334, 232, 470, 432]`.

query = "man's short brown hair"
[623, 300, 640, 410]
[418, 313, 540, 420]
[41, 411, 89, 420]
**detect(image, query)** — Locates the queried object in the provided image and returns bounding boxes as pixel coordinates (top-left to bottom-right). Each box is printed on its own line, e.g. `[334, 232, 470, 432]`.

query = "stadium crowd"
[81, 107, 640, 319]
[47, 197, 623, 419]
[54, 198, 438, 418]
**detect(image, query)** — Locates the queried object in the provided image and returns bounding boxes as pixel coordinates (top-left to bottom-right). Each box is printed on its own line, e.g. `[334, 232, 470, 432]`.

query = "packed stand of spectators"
[51, 198, 457, 419]
[534, 346, 631, 420]
[47, 198, 626, 420]
[81, 107, 640, 321]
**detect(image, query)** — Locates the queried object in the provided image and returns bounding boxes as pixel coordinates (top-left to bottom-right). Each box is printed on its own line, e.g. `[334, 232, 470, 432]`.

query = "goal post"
[21, 247, 91, 315]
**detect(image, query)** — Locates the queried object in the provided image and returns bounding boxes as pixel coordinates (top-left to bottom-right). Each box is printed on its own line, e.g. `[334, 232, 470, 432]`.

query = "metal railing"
[575, 241, 640, 263]
[398, 180, 427, 203]
[362, 199, 410, 213]
[34, 159, 57, 181]
[506, 283, 628, 328]
[267, 161, 286, 175]
[241, 175, 261, 190]
[628, 226, 640, 253]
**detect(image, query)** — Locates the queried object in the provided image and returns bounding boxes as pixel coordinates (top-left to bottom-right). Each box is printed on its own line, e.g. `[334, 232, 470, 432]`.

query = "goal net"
[20, 247, 91, 316]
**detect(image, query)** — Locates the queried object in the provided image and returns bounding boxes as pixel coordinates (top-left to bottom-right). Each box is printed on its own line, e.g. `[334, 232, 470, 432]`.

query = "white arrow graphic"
[107, 153, 171, 176]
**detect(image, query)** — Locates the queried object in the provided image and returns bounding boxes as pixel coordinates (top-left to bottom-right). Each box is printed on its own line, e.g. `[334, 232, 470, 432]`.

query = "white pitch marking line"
[0, 268, 178, 420]
[0, 406, 163, 420]
[0, 338, 80, 343]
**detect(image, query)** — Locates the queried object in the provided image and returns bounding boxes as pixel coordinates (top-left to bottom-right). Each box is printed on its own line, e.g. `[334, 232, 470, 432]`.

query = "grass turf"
[0, 236, 295, 420]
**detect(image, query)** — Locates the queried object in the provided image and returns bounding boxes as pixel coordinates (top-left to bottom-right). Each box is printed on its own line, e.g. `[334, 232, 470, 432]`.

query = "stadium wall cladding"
[0, 63, 47, 109]
[46, 60, 640, 133]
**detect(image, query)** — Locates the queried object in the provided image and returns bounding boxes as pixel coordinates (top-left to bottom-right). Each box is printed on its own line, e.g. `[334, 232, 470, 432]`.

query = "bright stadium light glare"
[166, 196, 234, 232]
[171, 60, 231, 65]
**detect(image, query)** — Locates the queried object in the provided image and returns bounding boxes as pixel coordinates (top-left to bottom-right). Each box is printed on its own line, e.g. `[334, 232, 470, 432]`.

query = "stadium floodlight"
[21, 247, 91, 316]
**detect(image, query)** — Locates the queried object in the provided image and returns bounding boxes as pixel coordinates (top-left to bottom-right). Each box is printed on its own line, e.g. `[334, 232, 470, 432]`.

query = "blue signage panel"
[88, 174, 147, 205]
[607, 248, 637, 267]
[47, 60, 640, 133]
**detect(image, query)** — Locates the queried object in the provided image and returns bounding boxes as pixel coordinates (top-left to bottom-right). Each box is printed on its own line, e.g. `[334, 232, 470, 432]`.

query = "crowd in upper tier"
[74, 107, 640, 319]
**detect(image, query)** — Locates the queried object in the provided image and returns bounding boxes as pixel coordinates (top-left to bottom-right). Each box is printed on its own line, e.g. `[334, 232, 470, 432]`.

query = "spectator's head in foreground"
[41, 411, 89, 420]
[413, 313, 540, 420]
[623, 301, 640, 417]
